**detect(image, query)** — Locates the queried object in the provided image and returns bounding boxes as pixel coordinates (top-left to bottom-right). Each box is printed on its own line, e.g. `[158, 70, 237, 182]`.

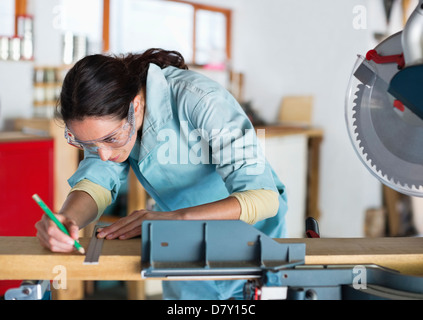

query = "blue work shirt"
[69, 63, 288, 299]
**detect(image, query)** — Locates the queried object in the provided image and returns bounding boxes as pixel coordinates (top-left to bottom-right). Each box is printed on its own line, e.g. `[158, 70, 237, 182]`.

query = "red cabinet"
[0, 134, 54, 296]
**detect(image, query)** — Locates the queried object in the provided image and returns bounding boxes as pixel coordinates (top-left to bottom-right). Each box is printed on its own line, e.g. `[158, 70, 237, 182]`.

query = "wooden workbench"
[1, 236, 422, 281]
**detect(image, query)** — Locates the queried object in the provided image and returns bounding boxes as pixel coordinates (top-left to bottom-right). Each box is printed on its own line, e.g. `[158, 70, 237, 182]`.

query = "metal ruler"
[83, 225, 105, 265]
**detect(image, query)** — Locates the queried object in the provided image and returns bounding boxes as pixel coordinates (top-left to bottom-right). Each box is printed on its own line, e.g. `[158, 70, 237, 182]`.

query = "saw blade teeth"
[347, 68, 423, 195]
[352, 132, 359, 140]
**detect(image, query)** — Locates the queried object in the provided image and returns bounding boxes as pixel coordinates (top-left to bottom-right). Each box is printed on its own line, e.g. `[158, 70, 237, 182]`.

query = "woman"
[35, 48, 288, 300]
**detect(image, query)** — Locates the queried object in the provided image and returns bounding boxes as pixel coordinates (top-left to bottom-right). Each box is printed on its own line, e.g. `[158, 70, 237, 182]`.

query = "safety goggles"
[64, 102, 136, 153]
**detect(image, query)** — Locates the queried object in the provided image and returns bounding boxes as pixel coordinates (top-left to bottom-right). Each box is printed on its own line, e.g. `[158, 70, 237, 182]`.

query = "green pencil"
[32, 194, 85, 255]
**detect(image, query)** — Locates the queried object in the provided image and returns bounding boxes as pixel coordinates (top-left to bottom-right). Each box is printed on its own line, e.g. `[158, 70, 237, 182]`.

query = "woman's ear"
[133, 92, 146, 130]
[133, 93, 145, 115]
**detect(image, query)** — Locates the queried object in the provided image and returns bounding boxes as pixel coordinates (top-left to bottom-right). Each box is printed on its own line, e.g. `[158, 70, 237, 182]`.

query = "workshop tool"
[141, 220, 423, 300]
[388, 3, 423, 120]
[345, 0, 423, 197]
[32, 194, 85, 254]
[141, 220, 305, 279]
[4, 280, 50, 300]
[83, 224, 106, 265]
[305, 217, 320, 238]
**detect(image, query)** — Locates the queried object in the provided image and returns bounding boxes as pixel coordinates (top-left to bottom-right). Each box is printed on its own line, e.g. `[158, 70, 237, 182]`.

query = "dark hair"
[58, 48, 188, 122]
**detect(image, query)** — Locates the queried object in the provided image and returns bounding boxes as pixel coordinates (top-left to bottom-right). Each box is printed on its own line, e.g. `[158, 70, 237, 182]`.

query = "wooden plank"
[1, 236, 423, 281]
[255, 125, 324, 139]
[0, 237, 141, 281]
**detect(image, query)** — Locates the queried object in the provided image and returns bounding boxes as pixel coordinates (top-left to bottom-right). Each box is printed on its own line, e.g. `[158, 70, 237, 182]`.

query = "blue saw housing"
[141, 220, 305, 278]
[389, 64, 423, 120]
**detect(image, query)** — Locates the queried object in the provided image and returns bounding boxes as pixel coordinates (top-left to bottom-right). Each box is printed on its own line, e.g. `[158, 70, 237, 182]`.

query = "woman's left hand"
[96, 196, 241, 240]
[96, 209, 179, 240]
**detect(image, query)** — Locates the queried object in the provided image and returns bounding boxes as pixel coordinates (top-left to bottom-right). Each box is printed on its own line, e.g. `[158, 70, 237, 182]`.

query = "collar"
[134, 63, 173, 162]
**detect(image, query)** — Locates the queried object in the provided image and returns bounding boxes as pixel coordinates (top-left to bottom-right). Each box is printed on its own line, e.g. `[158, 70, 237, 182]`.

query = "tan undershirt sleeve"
[69, 179, 112, 220]
[230, 189, 280, 225]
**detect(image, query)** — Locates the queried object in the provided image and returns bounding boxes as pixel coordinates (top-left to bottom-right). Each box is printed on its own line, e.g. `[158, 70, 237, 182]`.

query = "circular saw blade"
[346, 32, 423, 197]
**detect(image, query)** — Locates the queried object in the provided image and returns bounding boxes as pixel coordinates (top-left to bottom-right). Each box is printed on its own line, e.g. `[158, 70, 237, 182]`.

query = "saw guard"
[346, 54, 423, 197]
[345, 55, 377, 161]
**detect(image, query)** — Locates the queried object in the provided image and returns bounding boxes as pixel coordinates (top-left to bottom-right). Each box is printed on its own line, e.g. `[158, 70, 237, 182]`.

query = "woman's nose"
[98, 148, 113, 161]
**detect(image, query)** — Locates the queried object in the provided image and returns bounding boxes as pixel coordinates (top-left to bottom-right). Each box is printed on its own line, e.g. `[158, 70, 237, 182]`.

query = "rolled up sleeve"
[68, 151, 130, 203]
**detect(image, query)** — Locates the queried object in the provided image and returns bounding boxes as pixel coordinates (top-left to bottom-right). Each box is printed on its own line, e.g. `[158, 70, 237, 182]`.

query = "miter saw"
[346, 1, 423, 196]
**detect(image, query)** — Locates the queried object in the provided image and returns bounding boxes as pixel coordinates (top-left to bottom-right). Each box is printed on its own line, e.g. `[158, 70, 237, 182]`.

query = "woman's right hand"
[35, 213, 80, 253]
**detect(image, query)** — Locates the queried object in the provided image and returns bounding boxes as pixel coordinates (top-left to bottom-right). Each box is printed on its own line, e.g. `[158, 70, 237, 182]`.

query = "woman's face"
[67, 94, 145, 163]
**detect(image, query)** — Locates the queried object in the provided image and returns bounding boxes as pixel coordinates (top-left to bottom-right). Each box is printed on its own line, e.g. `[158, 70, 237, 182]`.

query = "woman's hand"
[34, 191, 101, 253]
[35, 214, 80, 253]
[96, 197, 242, 240]
[96, 210, 180, 240]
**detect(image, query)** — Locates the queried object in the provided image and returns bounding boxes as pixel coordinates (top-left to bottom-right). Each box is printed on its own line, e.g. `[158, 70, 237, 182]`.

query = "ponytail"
[59, 48, 188, 122]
